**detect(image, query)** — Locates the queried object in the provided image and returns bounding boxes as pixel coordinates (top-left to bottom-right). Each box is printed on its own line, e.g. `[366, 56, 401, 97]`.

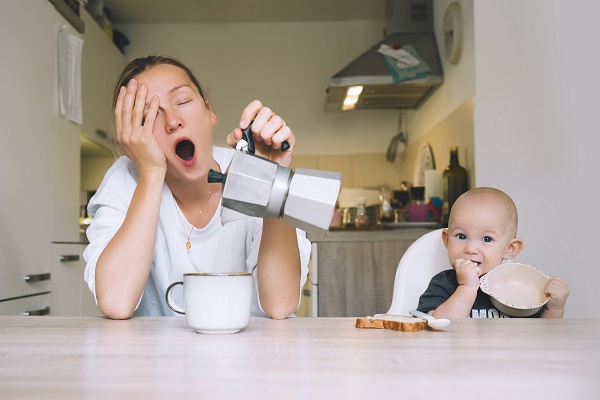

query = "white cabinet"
[0, 1, 80, 313]
[50, 243, 101, 317]
[0, 2, 122, 316]
[0, 294, 51, 316]
[80, 8, 126, 152]
[51, 111, 81, 243]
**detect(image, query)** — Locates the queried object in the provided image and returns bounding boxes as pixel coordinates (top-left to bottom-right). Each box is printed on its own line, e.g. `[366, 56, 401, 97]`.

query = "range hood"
[324, 0, 443, 111]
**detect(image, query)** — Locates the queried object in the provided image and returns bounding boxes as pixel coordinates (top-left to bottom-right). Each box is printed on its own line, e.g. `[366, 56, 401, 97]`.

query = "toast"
[355, 314, 426, 332]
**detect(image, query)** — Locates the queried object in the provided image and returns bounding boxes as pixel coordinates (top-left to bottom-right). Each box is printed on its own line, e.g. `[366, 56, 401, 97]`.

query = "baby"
[417, 187, 569, 318]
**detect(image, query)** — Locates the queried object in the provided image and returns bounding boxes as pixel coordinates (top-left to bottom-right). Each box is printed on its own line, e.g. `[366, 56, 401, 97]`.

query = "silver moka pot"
[208, 123, 342, 238]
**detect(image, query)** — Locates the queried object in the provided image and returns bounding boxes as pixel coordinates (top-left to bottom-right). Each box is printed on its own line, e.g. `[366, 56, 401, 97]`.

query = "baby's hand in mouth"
[456, 258, 481, 267]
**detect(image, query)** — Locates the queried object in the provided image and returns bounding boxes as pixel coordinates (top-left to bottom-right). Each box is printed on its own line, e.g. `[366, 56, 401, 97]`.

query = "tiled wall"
[291, 153, 402, 190]
[291, 98, 475, 193]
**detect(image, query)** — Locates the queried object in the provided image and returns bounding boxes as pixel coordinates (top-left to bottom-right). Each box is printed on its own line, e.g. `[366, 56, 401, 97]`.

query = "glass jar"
[407, 186, 428, 222]
[378, 187, 393, 223]
[354, 196, 369, 229]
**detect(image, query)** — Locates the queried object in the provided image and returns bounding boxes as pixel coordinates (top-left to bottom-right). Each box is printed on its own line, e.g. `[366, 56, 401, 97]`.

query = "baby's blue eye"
[483, 236, 493, 243]
[457, 233, 466, 240]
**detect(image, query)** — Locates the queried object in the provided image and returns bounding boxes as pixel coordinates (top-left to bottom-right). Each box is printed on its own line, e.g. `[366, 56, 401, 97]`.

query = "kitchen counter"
[308, 228, 438, 317]
[52, 240, 89, 245]
[310, 226, 435, 242]
[0, 316, 598, 399]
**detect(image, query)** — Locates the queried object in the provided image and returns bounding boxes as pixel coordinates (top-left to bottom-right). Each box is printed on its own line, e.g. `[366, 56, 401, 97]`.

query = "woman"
[83, 55, 310, 320]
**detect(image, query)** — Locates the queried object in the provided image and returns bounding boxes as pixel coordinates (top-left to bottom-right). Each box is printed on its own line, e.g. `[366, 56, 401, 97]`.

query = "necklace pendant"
[186, 241, 191, 250]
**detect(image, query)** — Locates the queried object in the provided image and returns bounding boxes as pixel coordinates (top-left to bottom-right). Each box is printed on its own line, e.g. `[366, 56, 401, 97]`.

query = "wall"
[398, 97, 474, 186]
[389, 0, 475, 189]
[292, 97, 474, 190]
[116, 20, 401, 155]
[115, 2, 475, 155]
[81, 156, 116, 193]
[113, 0, 476, 188]
[410, 0, 476, 139]
[473, 0, 600, 318]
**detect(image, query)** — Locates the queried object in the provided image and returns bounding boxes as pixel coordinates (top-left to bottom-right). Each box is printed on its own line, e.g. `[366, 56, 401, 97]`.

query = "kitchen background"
[1, 0, 598, 318]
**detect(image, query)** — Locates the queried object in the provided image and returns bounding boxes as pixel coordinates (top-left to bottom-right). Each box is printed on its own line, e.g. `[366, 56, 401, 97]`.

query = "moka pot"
[208, 123, 341, 238]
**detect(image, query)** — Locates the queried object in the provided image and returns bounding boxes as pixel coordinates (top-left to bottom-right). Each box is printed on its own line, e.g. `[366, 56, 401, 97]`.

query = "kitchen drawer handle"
[95, 129, 108, 139]
[24, 273, 51, 282]
[23, 306, 50, 316]
[59, 254, 80, 262]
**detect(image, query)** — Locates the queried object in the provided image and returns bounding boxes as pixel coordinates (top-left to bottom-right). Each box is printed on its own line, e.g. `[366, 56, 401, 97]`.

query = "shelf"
[48, 0, 85, 33]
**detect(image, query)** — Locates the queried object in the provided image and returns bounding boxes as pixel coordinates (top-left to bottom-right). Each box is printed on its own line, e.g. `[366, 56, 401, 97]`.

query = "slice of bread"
[355, 314, 426, 332]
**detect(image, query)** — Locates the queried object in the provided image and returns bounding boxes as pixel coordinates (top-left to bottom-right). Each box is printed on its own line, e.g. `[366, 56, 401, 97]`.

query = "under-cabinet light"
[342, 86, 363, 110]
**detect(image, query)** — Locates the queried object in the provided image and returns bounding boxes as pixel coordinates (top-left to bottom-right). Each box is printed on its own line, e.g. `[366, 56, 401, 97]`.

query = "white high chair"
[386, 229, 450, 315]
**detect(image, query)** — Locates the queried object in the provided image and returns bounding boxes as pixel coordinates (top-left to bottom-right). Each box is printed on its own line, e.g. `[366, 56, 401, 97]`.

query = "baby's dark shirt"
[417, 269, 543, 318]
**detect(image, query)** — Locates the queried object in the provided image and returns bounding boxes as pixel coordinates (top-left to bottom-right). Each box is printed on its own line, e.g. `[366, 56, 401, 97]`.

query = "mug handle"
[165, 281, 185, 314]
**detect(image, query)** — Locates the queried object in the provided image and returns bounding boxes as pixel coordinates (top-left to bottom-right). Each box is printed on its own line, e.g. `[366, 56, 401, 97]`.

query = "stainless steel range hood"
[324, 0, 443, 111]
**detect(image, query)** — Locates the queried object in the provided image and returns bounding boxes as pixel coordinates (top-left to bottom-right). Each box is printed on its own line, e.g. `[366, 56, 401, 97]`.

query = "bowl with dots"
[479, 262, 550, 317]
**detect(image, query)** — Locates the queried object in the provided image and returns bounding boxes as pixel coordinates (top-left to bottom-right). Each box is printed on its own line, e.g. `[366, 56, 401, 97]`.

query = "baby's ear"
[441, 229, 450, 249]
[504, 238, 524, 259]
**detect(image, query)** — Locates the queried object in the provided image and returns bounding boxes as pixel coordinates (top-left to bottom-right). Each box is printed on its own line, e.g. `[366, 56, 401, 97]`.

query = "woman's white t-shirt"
[83, 147, 311, 317]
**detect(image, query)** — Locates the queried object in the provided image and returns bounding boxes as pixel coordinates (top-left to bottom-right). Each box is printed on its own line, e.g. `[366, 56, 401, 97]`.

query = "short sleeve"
[417, 270, 457, 313]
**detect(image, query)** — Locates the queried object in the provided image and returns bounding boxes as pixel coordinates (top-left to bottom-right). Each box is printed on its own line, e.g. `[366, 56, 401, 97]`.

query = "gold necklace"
[172, 190, 212, 249]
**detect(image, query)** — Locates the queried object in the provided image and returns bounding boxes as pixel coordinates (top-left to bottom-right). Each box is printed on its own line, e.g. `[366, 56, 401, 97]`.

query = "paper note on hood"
[377, 44, 420, 68]
[378, 44, 431, 83]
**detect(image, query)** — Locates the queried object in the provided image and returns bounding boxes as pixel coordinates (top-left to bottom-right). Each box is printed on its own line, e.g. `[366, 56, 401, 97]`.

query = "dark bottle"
[442, 146, 469, 227]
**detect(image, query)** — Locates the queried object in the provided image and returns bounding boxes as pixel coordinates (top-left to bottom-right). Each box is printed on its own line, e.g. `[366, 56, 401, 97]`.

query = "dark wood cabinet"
[312, 229, 434, 317]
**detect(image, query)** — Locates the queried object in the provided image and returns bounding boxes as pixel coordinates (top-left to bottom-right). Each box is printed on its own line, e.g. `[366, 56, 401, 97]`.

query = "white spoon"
[409, 310, 451, 330]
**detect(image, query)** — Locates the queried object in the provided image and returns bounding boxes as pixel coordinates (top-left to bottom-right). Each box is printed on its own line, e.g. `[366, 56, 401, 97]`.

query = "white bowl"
[479, 262, 550, 317]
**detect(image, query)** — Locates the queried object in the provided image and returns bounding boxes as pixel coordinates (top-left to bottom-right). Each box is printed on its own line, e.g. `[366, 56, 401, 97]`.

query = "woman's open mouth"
[175, 139, 195, 162]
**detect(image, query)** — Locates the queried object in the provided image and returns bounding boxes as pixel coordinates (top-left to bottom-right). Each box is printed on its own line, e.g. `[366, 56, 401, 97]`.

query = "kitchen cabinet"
[0, 295, 51, 316]
[0, 1, 80, 313]
[311, 229, 434, 317]
[51, 107, 81, 243]
[0, 2, 124, 316]
[80, 8, 125, 152]
[50, 243, 101, 317]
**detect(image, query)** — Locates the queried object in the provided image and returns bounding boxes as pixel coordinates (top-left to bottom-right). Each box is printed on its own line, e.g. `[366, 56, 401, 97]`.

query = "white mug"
[165, 272, 253, 334]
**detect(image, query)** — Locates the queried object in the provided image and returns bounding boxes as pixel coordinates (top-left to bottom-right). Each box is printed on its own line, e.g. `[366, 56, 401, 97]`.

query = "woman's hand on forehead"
[114, 79, 167, 175]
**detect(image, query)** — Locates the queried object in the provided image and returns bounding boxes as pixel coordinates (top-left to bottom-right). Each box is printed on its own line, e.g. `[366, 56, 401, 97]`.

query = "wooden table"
[1, 316, 598, 399]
